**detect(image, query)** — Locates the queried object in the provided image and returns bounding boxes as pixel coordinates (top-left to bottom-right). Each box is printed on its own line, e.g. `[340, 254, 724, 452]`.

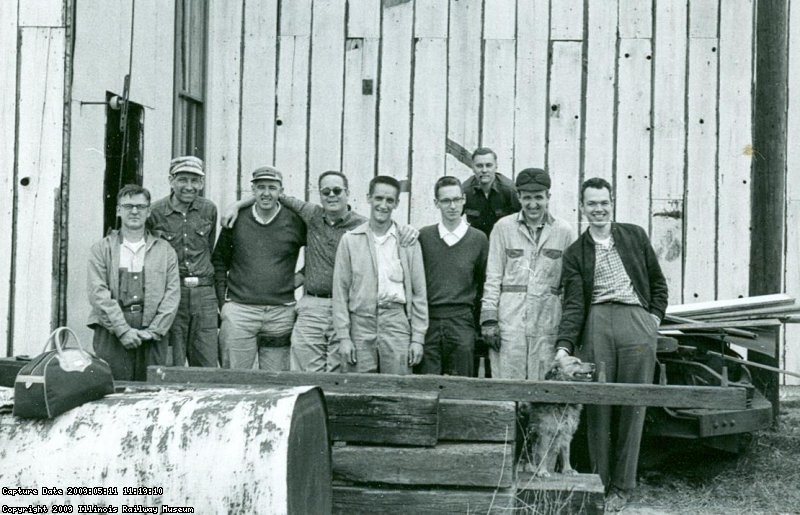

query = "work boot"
[604, 487, 628, 512]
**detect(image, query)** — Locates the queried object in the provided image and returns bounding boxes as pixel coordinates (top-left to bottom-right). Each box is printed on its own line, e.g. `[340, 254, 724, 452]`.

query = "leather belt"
[500, 284, 527, 293]
[305, 291, 333, 299]
[182, 276, 214, 287]
[377, 301, 404, 310]
[121, 304, 143, 313]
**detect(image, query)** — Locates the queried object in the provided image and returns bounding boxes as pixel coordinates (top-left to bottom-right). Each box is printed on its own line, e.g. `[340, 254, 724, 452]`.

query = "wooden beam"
[750, 0, 788, 295]
[516, 472, 604, 514]
[147, 367, 748, 409]
[333, 485, 515, 514]
[666, 294, 795, 317]
[437, 399, 516, 442]
[332, 443, 513, 487]
[325, 392, 438, 446]
[660, 319, 783, 332]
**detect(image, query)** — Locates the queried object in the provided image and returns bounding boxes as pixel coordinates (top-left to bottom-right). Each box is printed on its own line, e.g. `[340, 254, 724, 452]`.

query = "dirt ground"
[621, 389, 800, 514]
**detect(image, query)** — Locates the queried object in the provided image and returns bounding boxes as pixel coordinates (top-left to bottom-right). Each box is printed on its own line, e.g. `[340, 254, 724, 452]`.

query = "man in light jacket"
[87, 184, 181, 380]
[333, 175, 428, 374]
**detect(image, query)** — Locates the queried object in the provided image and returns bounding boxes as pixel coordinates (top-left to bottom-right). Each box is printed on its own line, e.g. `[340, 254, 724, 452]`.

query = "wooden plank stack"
[664, 294, 800, 330]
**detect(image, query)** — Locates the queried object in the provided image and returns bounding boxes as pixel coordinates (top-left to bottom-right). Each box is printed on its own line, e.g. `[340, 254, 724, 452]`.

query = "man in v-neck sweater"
[416, 176, 488, 376]
[212, 167, 306, 370]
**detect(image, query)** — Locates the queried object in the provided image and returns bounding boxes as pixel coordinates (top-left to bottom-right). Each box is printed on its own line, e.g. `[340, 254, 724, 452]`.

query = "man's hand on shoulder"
[408, 342, 424, 366]
[397, 224, 419, 247]
[220, 197, 254, 228]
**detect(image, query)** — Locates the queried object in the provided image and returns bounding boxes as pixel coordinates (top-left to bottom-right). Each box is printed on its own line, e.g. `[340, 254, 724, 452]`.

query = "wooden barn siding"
[207, 0, 754, 302]
[785, 0, 800, 385]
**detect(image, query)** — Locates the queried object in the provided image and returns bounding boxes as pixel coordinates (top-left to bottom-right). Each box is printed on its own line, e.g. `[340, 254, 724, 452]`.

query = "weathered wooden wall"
[785, 0, 800, 385]
[1, 0, 799, 379]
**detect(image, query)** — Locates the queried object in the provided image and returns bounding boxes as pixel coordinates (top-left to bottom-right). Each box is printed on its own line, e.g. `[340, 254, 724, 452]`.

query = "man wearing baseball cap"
[211, 166, 306, 370]
[479, 168, 575, 379]
[148, 156, 219, 367]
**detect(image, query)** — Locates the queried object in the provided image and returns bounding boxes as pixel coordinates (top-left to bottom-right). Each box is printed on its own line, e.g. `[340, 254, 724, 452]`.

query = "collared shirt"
[463, 173, 521, 237]
[517, 212, 546, 246]
[372, 225, 406, 304]
[252, 202, 281, 225]
[281, 195, 367, 296]
[591, 233, 642, 306]
[119, 237, 146, 272]
[147, 194, 217, 279]
[437, 219, 469, 246]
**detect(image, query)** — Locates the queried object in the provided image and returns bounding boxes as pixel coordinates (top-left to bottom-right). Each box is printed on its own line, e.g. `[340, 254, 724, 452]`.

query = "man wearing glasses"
[221, 170, 417, 372]
[87, 185, 181, 380]
[212, 167, 306, 370]
[148, 156, 219, 367]
[416, 176, 488, 376]
[480, 168, 575, 380]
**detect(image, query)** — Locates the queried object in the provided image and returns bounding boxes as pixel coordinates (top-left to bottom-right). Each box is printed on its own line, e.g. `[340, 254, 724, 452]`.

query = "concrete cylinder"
[0, 386, 331, 514]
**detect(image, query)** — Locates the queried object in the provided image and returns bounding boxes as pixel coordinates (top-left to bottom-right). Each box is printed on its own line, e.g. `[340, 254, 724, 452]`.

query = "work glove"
[481, 322, 501, 352]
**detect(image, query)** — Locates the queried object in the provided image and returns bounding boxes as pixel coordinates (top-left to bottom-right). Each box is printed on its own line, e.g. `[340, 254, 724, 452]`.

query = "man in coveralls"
[479, 168, 574, 379]
[333, 175, 428, 374]
[87, 184, 181, 380]
[148, 156, 219, 367]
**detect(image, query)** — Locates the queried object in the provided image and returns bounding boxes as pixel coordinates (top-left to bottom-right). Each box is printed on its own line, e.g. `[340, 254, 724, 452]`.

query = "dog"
[518, 356, 596, 477]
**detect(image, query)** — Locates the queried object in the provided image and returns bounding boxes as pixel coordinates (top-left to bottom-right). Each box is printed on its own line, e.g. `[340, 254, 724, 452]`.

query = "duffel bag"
[13, 327, 115, 418]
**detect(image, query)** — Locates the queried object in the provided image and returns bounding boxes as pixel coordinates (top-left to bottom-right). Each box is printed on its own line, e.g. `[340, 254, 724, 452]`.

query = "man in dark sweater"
[416, 176, 489, 376]
[212, 166, 306, 370]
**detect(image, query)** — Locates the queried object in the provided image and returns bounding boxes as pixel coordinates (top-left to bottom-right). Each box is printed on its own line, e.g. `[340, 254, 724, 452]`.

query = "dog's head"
[545, 356, 596, 382]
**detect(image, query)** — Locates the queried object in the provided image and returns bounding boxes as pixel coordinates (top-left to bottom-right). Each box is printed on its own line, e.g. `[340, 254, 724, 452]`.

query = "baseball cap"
[251, 166, 283, 184]
[169, 156, 205, 177]
[515, 168, 551, 192]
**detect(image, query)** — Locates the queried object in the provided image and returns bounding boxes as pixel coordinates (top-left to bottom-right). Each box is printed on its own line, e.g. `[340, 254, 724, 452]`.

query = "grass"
[628, 401, 800, 514]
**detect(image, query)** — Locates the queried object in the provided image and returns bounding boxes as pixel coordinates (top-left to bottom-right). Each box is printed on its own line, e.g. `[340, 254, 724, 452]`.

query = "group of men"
[86, 147, 667, 509]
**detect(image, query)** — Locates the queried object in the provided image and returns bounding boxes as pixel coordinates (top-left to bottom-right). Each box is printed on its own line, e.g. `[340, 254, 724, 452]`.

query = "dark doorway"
[104, 92, 145, 235]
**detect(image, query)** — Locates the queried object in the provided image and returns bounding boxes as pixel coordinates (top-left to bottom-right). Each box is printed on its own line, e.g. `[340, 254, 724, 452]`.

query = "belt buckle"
[130, 304, 142, 313]
[184, 277, 199, 288]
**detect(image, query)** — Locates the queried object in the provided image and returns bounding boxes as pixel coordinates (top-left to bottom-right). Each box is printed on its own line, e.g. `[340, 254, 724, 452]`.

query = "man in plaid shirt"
[555, 177, 668, 512]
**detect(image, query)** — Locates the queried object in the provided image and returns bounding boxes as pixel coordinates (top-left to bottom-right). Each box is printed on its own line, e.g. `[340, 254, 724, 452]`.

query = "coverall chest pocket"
[504, 248, 528, 283]
[540, 248, 563, 286]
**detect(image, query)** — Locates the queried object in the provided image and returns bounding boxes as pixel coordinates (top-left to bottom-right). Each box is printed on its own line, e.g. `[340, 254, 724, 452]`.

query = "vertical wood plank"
[18, 0, 64, 27]
[716, 0, 753, 300]
[446, 0, 482, 179]
[783, 0, 800, 384]
[205, 0, 243, 205]
[618, 0, 652, 38]
[12, 27, 66, 356]
[614, 38, 652, 231]
[550, 0, 584, 40]
[651, 0, 688, 305]
[684, 36, 719, 302]
[377, 0, 414, 223]
[308, 0, 346, 191]
[341, 36, 379, 217]
[240, 0, 278, 179]
[584, 1, 617, 183]
[546, 41, 582, 231]
[514, 0, 549, 170]
[410, 1, 447, 227]
[482, 1, 516, 177]
[688, 0, 719, 38]
[275, 0, 312, 199]
[347, 0, 381, 38]
[0, 0, 18, 354]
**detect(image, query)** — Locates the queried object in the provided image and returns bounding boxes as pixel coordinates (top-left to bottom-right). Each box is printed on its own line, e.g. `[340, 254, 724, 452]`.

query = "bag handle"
[42, 327, 88, 357]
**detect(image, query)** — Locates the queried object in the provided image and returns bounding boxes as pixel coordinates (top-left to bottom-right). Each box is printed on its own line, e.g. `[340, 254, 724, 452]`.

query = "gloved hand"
[481, 323, 501, 352]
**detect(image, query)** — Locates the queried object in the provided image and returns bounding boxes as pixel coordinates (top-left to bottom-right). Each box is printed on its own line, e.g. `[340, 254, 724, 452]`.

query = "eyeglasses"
[321, 187, 345, 197]
[436, 197, 465, 207]
[119, 203, 149, 211]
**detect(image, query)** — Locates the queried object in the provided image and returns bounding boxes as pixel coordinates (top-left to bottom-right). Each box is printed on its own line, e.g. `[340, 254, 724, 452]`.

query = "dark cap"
[515, 168, 551, 192]
[251, 166, 283, 184]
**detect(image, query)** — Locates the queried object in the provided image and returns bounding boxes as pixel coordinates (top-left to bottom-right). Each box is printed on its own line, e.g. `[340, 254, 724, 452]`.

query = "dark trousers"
[415, 312, 475, 376]
[577, 303, 657, 492]
[92, 312, 168, 381]
[168, 285, 219, 367]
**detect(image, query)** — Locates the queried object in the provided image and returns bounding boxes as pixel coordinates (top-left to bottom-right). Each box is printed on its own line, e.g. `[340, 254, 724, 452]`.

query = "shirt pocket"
[503, 248, 527, 283]
[540, 247, 564, 285]
[194, 221, 213, 240]
[465, 209, 481, 218]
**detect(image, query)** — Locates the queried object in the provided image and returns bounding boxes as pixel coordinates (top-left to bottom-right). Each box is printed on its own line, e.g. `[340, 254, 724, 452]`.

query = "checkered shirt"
[591, 234, 642, 306]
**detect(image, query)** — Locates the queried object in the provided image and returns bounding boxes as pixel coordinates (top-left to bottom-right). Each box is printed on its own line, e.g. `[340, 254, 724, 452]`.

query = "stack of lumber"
[663, 293, 799, 333]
